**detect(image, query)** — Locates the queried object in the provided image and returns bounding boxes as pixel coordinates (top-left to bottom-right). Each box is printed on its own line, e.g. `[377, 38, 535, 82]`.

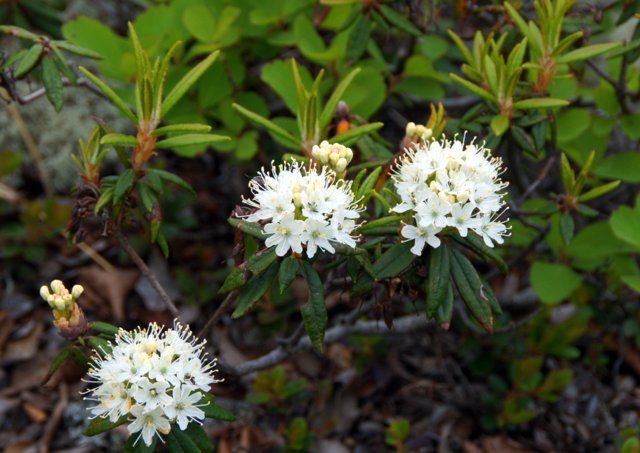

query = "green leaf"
[245, 249, 279, 275]
[155, 134, 229, 149]
[452, 234, 508, 274]
[219, 268, 246, 294]
[90, 321, 120, 337]
[232, 262, 278, 318]
[146, 168, 195, 196]
[426, 245, 450, 320]
[161, 51, 220, 119]
[560, 153, 576, 193]
[79, 67, 137, 123]
[300, 261, 327, 352]
[182, 4, 216, 42]
[449, 247, 493, 333]
[530, 261, 582, 304]
[83, 415, 128, 436]
[555, 42, 621, 64]
[232, 103, 300, 149]
[199, 391, 236, 421]
[559, 212, 575, 245]
[52, 40, 102, 59]
[577, 180, 620, 202]
[512, 98, 569, 110]
[152, 124, 212, 136]
[373, 242, 415, 279]
[610, 206, 640, 249]
[114, 168, 136, 202]
[228, 218, 267, 240]
[490, 114, 509, 136]
[44, 347, 71, 382]
[124, 434, 156, 453]
[166, 423, 212, 453]
[330, 122, 384, 147]
[357, 215, 402, 234]
[379, 4, 421, 36]
[41, 56, 64, 111]
[320, 67, 361, 129]
[279, 257, 300, 294]
[622, 275, 640, 293]
[346, 15, 370, 62]
[449, 73, 496, 102]
[101, 133, 138, 147]
[593, 152, 640, 183]
[15, 44, 43, 77]
[355, 166, 382, 202]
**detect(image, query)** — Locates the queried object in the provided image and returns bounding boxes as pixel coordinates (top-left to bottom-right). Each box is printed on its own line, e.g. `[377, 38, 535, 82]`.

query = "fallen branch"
[225, 313, 432, 376]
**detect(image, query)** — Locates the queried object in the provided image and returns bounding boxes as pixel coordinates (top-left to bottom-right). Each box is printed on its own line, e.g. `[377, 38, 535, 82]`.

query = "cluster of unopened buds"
[405, 122, 433, 143]
[311, 140, 354, 178]
[40, 280, 87, 339]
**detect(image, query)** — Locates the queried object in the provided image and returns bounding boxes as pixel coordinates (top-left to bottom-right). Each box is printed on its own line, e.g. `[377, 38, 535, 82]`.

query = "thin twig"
[14, 76, 99, 104]
[226, 313, 432, 376]
[517, 155, 556, 204]
[39, 382, 69, 453]
[115, 227, 180, 318]
[197, 290, 239, 338]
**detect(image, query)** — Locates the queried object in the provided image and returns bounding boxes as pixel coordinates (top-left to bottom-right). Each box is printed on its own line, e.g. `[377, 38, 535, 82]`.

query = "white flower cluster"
[85, 322, 220, 447]
[244, 161, 361, 258]
[391, 136, 509, 255]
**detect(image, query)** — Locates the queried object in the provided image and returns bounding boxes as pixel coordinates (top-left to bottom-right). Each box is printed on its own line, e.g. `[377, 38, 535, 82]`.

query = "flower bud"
[336, 157, 348, 174]
[51, 280, 65, 295]
[40, 286, 51, 301]
[329, 152, 339, 165]
[406, 122, 416, 137]
[344, 148, 353, 163]
[54, 296, 67, 312]
[71, 285, 84, 300]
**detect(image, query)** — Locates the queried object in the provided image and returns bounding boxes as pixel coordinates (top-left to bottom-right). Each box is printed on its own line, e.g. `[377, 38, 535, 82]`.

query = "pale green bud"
[71, 285, 84, 300]
[40, 286, 51, 302]
[50, 280, 65, 295]
[336, 157, 348, 174]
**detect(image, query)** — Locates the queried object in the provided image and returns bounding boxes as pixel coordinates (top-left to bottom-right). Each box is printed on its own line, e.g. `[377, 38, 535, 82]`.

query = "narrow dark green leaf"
[44, 347, 71, 383]
[559, 212, 575, 245]
[279, 257, 300, 294]
[379, 4, 421, 36]
[124, 434, 157, 453]
[101, 133, 138, 146]
[245, 249, 278, 275]
[15, 44, 43, 77]
[355, 167, 382, 201]
[346, 15, 370, 61]
[357, 215, 402, 234]
[79, 67, 137, 122]
[300, 261, 327, 352]
[449, 73, 496, 102]
[577, 180, 620, 202]
[69, 346, 90, 370]
[161, 51, 220, 118]
[512, 98, 569, 110]
[232, 103, 300, 149]
[41, 57, 64, 111]
[435, 282, 454, 327]
[52, 40, 102, 59]
[199, 392, 236, 421]
[373, 241, 415, 279]
[83, 415, 128, 436]
[452, 234, 508, 274]
[90, 321, 120, 337]
[155, 134, 229, 149]
[450, 247, 493, 333]
[319, 67, 360, 129]
[152, 124, 212, 136]
[219, 268, 246, 294]
[87, 335, 112, 357]
[232, 262, 278, 318]
[330, 122, 384, 147]
[166, 423, 213, 453]
[114, 168, 136, 202]
[228, 218, 267, 240]
[555, 42, 620, 64]
[146, 168, 195, 196]
[425, 245, 450, 320]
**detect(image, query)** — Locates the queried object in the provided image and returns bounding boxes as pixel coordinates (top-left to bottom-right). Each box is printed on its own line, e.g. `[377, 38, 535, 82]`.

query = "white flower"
[391, 135, 510, 255]
[128, 406, 171, 447]
[85, 321, 222, 446]
[243, 160, 362, 257]
[165, 385, 206, 431]
[401, 223, 442, 255]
